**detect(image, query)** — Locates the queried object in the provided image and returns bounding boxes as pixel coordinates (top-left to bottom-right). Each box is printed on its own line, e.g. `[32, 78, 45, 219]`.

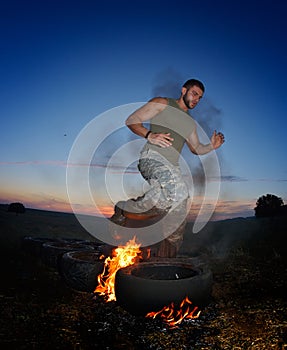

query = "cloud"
[2, 160, 287, 184]
[0, 187, 256, 221]
[0, 159, 139, 171]
[2, 159, 287, 186]
[0, 160, 68, 166]
[221, 175, 287, 183]
[187, 198, 255, 221]
[221, 175, 248, 182]
[256, 177, 287, 182]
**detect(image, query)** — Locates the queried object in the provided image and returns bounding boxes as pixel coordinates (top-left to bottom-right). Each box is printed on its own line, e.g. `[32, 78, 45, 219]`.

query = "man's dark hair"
[183, 79, 205, 93]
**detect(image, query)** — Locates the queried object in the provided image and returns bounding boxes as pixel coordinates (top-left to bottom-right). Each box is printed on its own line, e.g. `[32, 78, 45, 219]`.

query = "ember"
[146, 296, 201, 328]
[94, 237, 142, 301]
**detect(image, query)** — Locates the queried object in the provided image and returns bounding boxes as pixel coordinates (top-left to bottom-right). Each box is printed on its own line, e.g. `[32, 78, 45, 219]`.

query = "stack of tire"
[22, 237, 213, 314]
[22, 236, 114, 293]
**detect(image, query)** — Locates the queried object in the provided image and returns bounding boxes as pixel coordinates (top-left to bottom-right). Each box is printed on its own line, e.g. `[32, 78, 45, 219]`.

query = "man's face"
[182, 86, 204, 109]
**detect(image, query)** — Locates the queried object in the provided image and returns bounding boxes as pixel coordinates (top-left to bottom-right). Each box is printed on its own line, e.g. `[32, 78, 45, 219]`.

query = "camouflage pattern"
[124, 149, 189, 212]
[123, 149, 190, 254]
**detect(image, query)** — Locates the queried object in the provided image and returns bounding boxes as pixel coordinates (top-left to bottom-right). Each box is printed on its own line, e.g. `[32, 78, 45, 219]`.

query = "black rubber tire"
[58, 250, 105, 292]
[115, 259, 213, 316]
[21, 236, 62, 257]
[41, 241, 95, 268]
[61, 240, 115, 256]
[92, 243, 115, 257]
[57, 238, 91, 244]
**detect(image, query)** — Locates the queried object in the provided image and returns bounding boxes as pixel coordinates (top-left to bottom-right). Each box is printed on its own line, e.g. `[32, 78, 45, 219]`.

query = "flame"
[94, 238, 200, 328]
[94, 237, 142, 302]
[146, 296, 201, 328]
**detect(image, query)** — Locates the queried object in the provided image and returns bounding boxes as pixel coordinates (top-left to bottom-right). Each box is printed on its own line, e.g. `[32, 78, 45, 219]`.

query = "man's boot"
[156, 239, 177, 258]
[109, 201, 127, 226]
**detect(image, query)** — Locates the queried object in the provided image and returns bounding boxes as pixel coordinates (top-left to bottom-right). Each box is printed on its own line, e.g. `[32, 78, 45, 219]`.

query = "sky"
[1, 0, 287, 222]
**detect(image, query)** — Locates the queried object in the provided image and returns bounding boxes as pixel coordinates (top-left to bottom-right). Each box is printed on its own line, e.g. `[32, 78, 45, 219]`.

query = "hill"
[1, 203, 287, 260]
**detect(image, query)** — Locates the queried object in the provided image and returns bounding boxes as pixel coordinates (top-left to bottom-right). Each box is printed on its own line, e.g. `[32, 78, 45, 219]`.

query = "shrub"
[8, 202, 26, 214]
[254, 194, 284, 218]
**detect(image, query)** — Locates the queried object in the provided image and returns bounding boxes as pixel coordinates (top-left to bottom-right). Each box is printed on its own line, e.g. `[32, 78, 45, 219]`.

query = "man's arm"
[125, 97, 174, 148]
[186, 128, 225, 155]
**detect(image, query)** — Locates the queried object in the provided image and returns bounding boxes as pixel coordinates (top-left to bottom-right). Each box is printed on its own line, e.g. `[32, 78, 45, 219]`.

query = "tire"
[92, 243, 115, 257]
[57, 238, 91, 244]
[61, 240, 115, 256]
[21, 236, 62, 257]
[58, 250, 105, 292]
[41, 241, 95, 268]
[115, 259, 213, 316]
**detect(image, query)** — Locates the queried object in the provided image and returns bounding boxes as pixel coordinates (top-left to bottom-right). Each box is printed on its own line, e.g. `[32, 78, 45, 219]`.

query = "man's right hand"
[147, 132, 173, 148]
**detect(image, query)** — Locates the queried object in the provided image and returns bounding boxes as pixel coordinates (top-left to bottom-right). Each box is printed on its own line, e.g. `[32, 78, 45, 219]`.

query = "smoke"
[192, 98, 222, 138]
[190, 99, 222, 191]
[151, 68, 184, 98]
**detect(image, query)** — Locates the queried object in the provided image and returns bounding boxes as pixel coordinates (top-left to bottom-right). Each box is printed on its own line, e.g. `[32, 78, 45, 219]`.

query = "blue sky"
[1, 0, 286, 220]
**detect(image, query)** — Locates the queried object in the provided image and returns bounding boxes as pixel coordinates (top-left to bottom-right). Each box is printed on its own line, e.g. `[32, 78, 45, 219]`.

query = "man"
[111, 79, 225, 257]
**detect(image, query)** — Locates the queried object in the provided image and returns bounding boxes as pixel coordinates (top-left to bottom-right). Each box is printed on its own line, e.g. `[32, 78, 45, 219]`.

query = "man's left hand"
[211, 130, 225, 149]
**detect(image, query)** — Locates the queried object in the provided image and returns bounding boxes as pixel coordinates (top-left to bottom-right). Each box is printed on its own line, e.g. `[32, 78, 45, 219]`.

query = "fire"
[94, 238, 200, 329]
[146, 296, 201, 328]
[94, 237, 142, 302]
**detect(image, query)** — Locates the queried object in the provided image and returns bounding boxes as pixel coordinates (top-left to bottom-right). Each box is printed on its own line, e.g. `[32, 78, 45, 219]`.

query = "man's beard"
[183, 93, 192, 109]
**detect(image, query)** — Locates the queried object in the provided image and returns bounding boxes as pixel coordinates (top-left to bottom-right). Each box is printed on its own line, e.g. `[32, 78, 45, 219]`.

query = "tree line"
[6, 193, 287, 218]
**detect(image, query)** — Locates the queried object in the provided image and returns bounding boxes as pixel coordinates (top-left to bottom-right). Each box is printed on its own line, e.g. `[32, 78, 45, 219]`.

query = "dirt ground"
[0, 205, 287, 349]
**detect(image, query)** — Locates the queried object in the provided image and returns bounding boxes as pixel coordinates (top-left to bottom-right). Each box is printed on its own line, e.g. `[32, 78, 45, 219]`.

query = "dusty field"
[0, 205, 287, 349]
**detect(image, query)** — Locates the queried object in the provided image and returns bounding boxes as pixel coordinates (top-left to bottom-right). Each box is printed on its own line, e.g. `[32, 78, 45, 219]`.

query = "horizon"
[0, 199, 257, 222]
[1, 1, 286, 226]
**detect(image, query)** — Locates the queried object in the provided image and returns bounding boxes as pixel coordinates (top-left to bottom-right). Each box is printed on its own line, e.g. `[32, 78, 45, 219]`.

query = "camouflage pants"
[124, 149, 189, 252]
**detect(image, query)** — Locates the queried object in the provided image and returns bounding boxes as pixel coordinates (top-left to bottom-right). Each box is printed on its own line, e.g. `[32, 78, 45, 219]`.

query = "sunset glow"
[0, 1, 286, 225]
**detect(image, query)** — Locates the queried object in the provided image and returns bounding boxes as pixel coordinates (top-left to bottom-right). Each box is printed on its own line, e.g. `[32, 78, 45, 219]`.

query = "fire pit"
[114, 259, 212, 316]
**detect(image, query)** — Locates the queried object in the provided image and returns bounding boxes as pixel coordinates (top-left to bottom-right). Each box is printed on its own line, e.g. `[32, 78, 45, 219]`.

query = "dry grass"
[0, 204, 287, 349]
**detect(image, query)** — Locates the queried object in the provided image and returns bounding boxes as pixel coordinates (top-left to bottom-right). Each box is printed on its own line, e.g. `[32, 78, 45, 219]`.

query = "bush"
[8, 202, 26, 214]
[254, 194, 284, 218]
